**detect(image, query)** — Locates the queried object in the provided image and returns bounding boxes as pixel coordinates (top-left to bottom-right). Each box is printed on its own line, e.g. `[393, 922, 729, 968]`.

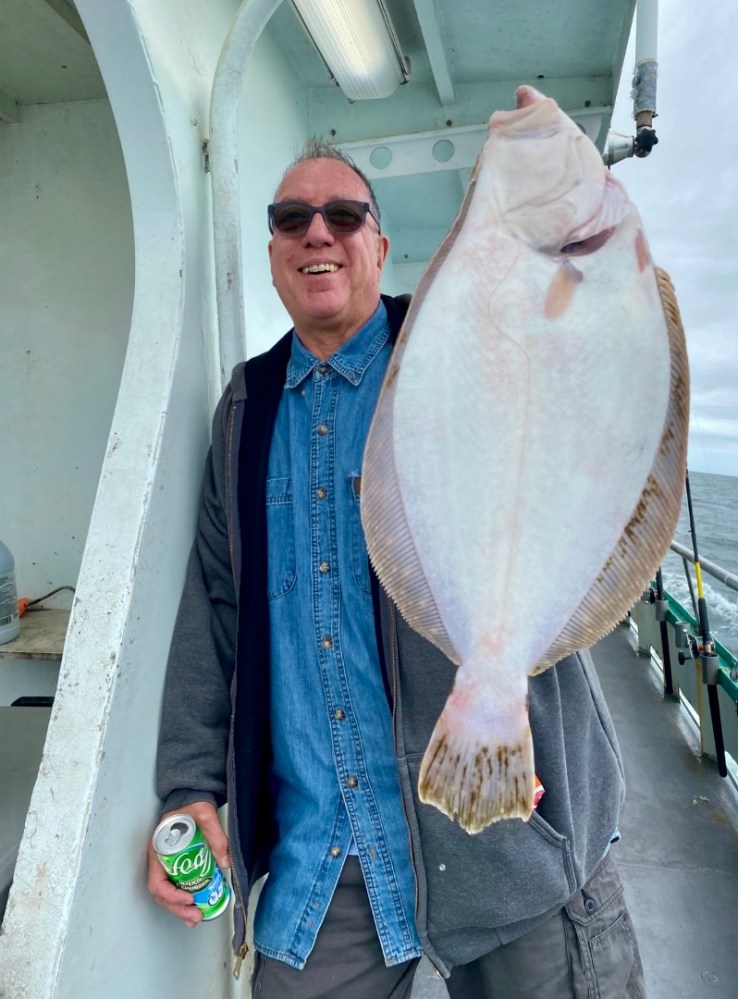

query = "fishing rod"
[683, 470, 728, 778]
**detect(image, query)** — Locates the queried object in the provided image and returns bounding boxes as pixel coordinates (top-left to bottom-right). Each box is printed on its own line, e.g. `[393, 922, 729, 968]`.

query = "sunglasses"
[268, 200, 381, 237]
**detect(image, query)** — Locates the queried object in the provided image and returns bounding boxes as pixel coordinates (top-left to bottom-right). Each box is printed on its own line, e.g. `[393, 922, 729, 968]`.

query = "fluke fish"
[361, 85, 689, 833]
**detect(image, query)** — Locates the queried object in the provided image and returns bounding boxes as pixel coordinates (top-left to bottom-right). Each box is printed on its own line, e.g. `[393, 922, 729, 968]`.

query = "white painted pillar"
[0, 1, 236, 995]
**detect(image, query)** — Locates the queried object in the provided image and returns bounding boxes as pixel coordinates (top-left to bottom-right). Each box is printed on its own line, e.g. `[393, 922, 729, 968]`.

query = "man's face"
[268, 158, 389, 345]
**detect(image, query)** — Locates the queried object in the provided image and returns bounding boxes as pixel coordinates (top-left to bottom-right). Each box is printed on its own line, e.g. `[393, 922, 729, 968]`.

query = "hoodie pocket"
[402, 753, 576, 936]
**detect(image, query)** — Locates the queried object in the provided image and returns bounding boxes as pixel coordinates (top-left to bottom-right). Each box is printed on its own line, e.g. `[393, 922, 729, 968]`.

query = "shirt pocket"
[349, 473, 372, 596]
[266, 477, 296, 600]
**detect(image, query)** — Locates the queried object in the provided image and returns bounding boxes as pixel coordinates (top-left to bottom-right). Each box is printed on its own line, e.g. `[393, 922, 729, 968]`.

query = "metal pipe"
[635, 0, 659, 66]
[603, 131, 635, 167]
[632, 0, 659, 156]
[209, 0, 284, 395]
[671, 541, 738, 594]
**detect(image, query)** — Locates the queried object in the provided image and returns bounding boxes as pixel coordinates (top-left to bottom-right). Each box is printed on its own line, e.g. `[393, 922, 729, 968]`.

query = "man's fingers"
[183, 802, 230, 869]
[147, 840, 203, 925]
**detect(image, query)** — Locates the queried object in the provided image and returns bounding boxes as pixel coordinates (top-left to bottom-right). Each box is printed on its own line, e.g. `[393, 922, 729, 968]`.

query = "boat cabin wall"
[0, 2, 312, 995]
[0, 99, 134, 705]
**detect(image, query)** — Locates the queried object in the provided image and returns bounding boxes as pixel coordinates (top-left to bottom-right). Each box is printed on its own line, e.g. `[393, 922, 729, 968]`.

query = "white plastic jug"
[0, 539, 21, 644]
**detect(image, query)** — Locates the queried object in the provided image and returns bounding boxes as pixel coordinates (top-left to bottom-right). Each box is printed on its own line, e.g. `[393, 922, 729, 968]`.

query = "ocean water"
[659, 471, 738, 657]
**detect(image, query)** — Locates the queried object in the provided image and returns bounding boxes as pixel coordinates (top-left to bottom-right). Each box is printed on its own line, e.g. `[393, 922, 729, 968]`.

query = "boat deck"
[412, 622, 738, 998]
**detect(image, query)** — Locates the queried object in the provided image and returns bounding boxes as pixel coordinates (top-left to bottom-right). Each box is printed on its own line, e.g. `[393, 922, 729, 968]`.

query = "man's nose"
[303, 210, 335, 244]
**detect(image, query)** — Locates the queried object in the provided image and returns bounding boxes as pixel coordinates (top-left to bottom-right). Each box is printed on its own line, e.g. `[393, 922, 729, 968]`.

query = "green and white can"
[153, 813, 231, 921]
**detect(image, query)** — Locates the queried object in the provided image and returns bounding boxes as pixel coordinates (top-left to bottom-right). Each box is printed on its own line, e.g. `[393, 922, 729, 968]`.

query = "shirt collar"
[285, 301, 389, 389]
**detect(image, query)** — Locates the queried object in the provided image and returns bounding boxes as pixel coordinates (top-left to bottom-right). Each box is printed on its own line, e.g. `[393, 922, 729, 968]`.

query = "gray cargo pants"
[251, 853, 646, 998]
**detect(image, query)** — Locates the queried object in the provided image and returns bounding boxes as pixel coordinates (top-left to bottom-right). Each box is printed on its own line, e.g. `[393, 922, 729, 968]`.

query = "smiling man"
[149, 140, 645, 999]
[267, 153, 389, 356]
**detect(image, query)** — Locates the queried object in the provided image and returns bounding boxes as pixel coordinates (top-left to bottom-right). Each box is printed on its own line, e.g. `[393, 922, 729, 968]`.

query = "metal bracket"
[339, 108, 608, 181]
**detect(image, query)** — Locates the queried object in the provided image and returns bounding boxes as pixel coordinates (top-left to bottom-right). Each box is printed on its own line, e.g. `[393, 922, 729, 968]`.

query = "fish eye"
[559, 228, 615, 256]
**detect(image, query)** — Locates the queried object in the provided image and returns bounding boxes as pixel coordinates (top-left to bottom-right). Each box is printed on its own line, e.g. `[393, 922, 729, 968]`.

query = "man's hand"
[147, 800, 230, 928]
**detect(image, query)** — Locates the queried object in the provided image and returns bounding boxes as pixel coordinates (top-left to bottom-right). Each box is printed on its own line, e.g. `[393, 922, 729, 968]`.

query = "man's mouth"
[300, 263, 340, 274]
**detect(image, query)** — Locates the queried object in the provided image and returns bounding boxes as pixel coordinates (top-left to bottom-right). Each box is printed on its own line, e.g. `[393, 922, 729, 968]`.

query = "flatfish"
[361, 85, 689, 833]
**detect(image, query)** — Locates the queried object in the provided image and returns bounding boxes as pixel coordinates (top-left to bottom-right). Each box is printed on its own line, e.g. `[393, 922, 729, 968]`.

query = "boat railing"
[629, 546, 738, 781]
[670, 540, 738, 595]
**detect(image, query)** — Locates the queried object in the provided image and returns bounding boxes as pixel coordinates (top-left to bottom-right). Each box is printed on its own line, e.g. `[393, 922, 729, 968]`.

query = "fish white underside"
[392, 199, 670, 671]
[362, 143, 687, 832]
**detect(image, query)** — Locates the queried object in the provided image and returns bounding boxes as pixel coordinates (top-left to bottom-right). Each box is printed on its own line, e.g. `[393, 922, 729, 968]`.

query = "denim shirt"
[253, 302, 422, 970]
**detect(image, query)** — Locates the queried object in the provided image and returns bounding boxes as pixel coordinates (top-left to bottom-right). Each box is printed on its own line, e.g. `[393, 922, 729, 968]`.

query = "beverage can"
[153, 813, 231, 921]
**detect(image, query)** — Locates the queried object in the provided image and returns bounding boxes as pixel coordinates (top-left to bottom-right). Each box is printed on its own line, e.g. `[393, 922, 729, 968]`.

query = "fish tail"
[418, 679, 534, 833]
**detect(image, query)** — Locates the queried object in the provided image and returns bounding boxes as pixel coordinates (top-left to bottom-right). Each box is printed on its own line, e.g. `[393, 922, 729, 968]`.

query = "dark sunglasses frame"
[268, 199, 381, 236]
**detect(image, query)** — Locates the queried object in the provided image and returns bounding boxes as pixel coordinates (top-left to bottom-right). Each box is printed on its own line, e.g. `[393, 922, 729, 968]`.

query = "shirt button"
[317, 423, 329, 436]
[316, 486, 327, 500]
[319, 561, 331, 574]
[317, 364, 329, 375]
[330, 846, 341, 858]
[334, 709, 346, 721]
[347, 776, 359, 789]
[321, 635, 333, 649]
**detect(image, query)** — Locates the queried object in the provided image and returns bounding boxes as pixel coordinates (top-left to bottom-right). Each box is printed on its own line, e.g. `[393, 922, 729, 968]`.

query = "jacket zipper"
[228, 717, 249, 979]
[225, 398, 249, 979]
[388, 600, 420, 921]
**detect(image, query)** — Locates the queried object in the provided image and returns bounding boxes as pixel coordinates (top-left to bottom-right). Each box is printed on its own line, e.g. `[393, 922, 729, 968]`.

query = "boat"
[0, 1, 736, 996]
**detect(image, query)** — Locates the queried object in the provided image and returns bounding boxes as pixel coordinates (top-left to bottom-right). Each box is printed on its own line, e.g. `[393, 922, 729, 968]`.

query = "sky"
[610, 1, 738, 477]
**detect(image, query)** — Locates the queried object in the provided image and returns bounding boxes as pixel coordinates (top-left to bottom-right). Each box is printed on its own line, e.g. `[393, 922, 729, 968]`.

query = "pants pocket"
[564, 855, 646, 998]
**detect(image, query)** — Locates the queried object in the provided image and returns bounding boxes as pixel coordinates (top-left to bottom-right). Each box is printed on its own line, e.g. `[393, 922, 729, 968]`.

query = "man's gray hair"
[276, 137, 381, 224]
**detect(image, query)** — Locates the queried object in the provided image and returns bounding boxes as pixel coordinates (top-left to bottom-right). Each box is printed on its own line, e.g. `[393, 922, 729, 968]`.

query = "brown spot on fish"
[659, 422, 675, 457]
[620, 474, 663, 552]
[544, 260, 583, 318]
[636, 229, 650, 272]
[384, 360, 401, 390]
[596, 553, 616, 584]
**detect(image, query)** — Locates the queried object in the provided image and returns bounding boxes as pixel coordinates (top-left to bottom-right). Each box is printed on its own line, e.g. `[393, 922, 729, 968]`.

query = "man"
[148, 139, 645, 998]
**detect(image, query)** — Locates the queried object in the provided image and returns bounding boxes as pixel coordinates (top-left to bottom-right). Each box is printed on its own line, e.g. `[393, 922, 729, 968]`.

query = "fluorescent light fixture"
[291, 0, 410, 100]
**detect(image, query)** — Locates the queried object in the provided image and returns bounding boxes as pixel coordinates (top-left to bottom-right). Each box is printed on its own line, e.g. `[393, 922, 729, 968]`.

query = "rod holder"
[702, 652, 720, 686]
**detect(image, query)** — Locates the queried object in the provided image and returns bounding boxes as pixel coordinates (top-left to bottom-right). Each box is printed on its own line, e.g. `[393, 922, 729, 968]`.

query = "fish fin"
[418, 672, 534, 832]
[361, 157, 486, 663]
[539, 266, 690, 666]
[362, 363, 460, 665]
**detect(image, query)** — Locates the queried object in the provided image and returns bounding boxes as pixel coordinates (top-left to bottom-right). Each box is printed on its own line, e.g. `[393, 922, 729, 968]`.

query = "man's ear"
[377, 234, 390, 271]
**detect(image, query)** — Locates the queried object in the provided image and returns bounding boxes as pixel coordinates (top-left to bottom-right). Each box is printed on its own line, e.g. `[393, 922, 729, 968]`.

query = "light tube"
[291, 0, 410, 100]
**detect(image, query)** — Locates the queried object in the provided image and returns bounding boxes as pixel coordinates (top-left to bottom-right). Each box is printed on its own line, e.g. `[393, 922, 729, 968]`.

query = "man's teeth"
[301, 263, 339, 274]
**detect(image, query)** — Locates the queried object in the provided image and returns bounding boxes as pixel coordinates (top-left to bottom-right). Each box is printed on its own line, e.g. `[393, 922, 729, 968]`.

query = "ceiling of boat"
[0, 0, 637, 274]
[0, 0, 106, 108]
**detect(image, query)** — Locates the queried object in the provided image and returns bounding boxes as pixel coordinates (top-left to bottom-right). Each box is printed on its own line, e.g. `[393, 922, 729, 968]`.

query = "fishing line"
[684, 470, 728, 777]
